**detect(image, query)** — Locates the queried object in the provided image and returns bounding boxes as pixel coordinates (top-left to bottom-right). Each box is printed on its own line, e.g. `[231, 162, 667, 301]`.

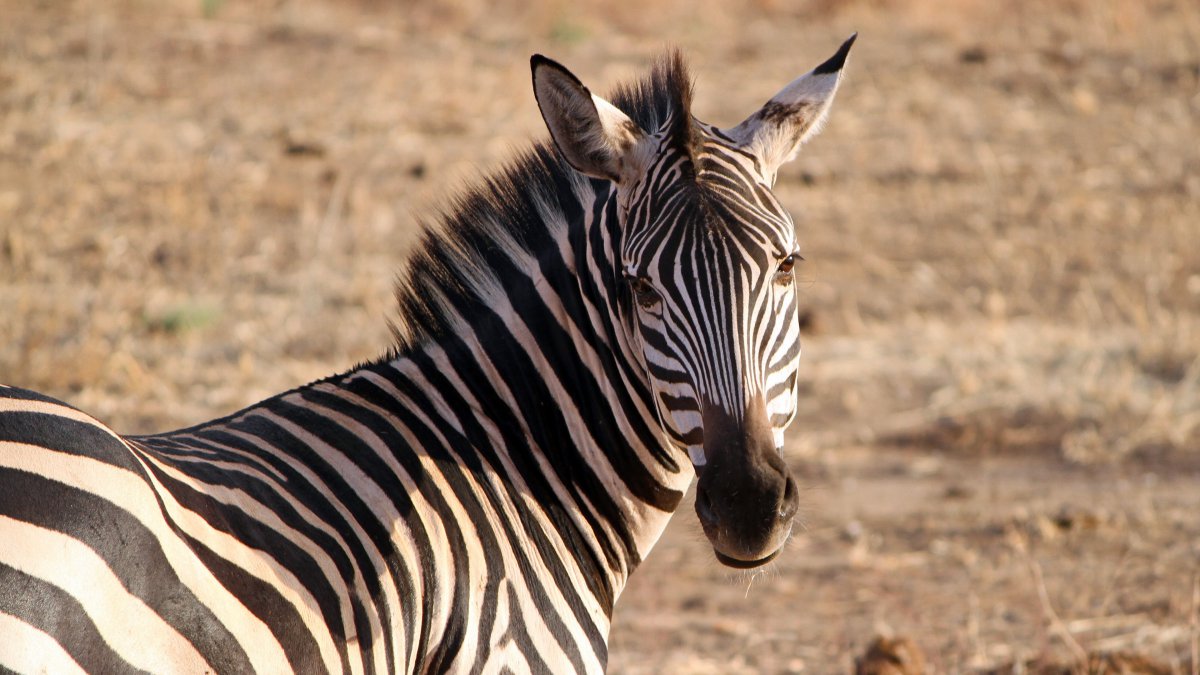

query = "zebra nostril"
[695, 489, 717, 527]
[778, 477, 799, 521]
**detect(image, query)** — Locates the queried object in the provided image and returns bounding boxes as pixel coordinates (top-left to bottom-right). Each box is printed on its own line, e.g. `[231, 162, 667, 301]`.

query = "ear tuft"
[812, 32, 857, 75]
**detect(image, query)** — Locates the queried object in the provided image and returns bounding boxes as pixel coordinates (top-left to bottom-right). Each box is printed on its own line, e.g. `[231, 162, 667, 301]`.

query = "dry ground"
[2, 0, 1198, 671]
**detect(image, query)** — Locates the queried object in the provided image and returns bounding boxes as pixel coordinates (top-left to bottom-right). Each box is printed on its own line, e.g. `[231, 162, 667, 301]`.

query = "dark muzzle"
[693, 398, 799, 568]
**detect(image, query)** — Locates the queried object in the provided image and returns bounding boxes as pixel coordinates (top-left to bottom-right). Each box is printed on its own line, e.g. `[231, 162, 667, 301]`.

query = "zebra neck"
[354, 184, 691, 607]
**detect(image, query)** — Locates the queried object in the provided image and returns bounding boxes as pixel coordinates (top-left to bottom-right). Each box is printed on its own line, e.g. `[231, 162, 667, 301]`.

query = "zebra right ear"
[726, 34, 856, 181]
[532, 55, 647, 183]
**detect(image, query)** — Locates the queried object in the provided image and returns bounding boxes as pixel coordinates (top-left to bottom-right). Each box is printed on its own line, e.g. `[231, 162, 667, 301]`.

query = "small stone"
[855, 636, 926, 675]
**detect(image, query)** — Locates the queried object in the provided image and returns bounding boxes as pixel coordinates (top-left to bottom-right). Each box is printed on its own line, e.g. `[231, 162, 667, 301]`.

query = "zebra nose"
[693, 459, 798, 566]
[694, 398, 800, 566]
[695, 466, 796, 529]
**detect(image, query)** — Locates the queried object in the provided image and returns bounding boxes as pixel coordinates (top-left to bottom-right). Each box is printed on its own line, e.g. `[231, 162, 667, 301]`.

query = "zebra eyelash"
[621, 271, 662, 308]
[774, 253, 802, 285]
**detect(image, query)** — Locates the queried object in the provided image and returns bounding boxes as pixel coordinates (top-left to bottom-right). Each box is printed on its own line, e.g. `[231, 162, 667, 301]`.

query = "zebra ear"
[727, 34, 857, 179]
[532, 54, 647, 183]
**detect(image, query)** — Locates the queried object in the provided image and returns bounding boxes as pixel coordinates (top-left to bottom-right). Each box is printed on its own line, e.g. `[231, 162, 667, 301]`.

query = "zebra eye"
[626, 275, 661, 308]
[775, 254, 801, 285]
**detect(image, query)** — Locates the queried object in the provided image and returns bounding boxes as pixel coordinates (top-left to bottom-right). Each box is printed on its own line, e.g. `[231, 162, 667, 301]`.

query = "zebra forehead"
[626, 187, 793, 260]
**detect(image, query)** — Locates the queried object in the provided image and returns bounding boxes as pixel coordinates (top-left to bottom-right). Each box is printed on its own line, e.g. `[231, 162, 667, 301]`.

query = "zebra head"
[532, 37, 855, 568]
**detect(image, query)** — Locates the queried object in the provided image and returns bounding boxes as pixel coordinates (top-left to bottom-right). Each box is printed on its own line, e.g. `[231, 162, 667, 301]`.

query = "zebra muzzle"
[693, 401, 800, 567]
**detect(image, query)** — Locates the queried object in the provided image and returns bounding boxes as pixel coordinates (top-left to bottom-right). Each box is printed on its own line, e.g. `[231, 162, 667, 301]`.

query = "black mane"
[387, 52, 695, 353]
[609, 50, 695, 154]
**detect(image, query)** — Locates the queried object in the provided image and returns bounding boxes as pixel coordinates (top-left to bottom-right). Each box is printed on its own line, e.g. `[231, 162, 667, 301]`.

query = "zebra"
[0, 36, 855, 674]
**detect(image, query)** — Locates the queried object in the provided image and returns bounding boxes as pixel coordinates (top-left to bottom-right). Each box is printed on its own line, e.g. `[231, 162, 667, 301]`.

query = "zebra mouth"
[712, 547, 783, 569]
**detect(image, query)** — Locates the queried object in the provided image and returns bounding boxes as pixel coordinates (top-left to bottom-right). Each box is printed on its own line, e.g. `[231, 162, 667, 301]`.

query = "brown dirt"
[2, 0, 1198, 672]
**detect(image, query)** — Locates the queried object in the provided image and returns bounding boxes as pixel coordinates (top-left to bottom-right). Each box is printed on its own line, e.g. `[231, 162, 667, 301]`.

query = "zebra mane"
[609, 50, 696, 154]
[386, 52, 695, 353]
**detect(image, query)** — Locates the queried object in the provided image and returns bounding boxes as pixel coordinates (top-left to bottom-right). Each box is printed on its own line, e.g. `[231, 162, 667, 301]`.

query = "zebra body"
[1, 38, 854, 674]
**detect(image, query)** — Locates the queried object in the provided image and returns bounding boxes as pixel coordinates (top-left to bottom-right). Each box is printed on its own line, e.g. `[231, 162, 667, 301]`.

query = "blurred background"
[2, 0, 1198, 671]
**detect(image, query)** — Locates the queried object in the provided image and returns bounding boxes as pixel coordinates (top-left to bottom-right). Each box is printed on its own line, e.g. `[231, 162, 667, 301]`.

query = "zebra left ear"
[727, 33, 857, 180]
[532, 54, 647, 183]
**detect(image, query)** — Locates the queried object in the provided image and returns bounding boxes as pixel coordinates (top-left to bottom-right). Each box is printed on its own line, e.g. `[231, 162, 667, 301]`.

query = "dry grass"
[2, 0, 1198, 671]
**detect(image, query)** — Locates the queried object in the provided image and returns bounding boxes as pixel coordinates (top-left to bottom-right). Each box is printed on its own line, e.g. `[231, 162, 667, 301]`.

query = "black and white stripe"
[1, 37, 854, 674]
